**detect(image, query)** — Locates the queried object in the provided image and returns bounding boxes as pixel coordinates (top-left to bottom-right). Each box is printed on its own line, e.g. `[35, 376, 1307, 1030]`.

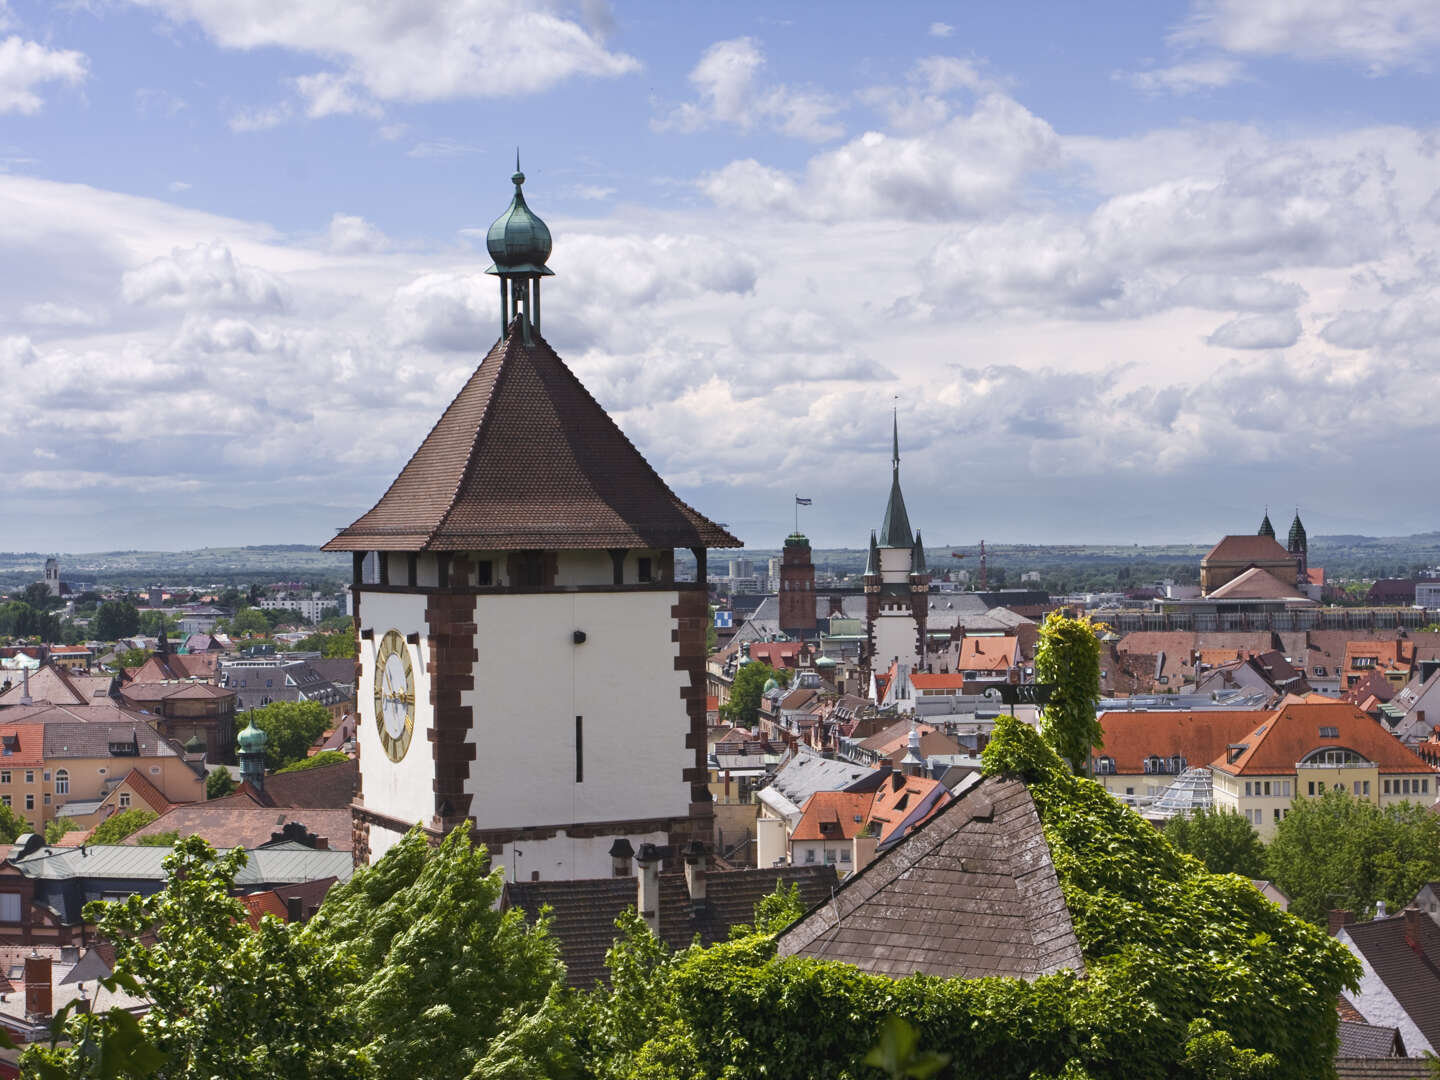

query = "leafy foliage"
[93, 600, 140, 641]
[1266, 787, 1440, 923]
[0, 600, 63, 640]
[574, 714, 1358, 1079]
[0, 800, 33, 843]
[1034, 612, 1103, 775]
[240, 700, 332, 770]
[1163, 807, 1267, 879]
[294, 630, 357, 658]
[112, 647, 152, 672]
[134, 831, 181, 848]
[90, 808, 158, 844]
[720, 661, 788, 727]
[224, 607, 272, 637]
[205, 768, 236, 799]
[44, 817, 69, 844]
[275, 750, 350, 774]
[302, 826, 568, 1079]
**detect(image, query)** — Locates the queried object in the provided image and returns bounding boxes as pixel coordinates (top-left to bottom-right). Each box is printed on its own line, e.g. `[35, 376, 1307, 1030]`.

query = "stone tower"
[778, 532, 816, 637]
[324, 161, 742, 879]
[864, 413, 928, 676]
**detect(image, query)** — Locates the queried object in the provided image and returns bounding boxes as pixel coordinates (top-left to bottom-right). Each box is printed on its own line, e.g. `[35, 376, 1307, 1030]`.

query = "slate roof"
[323, 324, 740, 552]
[1333, 1061, 1429, 1080]
[250, 759, 358, 809]
[1337, 1019, 1405, 1058]
[7, 843, 354, 885]
[756, 747, 881, 825]
[1344, 911, 1440, 1053]
[775, 774, 1083, 980]
[505, 865, 839, 988]
[41, 722, 182, 760]
[125, 804, 352, 851]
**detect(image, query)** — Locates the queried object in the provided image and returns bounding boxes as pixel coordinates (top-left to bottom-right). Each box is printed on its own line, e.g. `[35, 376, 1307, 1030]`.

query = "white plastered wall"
[356, 590, 435, 830]
[367, 821, 409, 864]
[463, 590, 692, 830]
[874, 613, 918, 670]
[505, 829, 668, 882]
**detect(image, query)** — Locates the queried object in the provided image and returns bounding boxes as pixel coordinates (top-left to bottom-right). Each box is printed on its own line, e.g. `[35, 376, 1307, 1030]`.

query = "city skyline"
[3, 1, 1440, 550]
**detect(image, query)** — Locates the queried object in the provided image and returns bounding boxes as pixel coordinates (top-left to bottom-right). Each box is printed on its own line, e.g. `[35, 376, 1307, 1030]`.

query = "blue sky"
[3, 0, 1440, 552]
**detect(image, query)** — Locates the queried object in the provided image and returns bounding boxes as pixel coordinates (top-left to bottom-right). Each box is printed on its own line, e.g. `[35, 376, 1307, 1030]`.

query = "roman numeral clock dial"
[373, 629, 416, 762]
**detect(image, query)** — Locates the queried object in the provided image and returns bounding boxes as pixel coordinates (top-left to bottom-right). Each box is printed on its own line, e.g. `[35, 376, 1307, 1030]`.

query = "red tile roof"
[323, 324, 740, 552]
[955, 636, 1018, 672]
[1204, 535, 1297, 564]
[1096, 710, 1269, 774]
[110, 769, 177, 816]
[868, 772, 949, 843]
[909, 672, 968, 691]
[1207, 566, 1305, 600]
[0, 723, 48, 766]
[790, 791, 874, 842]
[1218, 702, 1437, 776]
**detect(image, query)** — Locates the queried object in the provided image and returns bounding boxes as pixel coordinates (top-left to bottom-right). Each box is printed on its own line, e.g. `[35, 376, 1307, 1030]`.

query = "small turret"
[484, 153, 555, 341]
[911, 530, 927, 575]
[1258, 509, 1275, 540]
[237, 718, 267, 793]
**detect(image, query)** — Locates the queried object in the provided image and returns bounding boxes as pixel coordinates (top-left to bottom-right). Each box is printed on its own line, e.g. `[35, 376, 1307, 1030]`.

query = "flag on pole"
[794, 496, 812, 505]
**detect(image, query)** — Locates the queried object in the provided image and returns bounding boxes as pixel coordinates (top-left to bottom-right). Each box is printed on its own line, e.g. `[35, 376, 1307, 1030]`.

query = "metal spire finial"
[892, 406, 899, 471]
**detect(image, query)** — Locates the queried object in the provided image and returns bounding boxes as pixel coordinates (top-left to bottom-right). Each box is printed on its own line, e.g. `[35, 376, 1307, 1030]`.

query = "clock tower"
[324, 161, 741, 878]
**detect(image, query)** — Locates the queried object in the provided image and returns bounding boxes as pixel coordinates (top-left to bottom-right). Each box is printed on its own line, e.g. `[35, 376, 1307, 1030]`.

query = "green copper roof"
[1288, 511, 1307, 552]
[864, 530, 879, 576]
[785, 532, 810, 548]
[237, 719, 267, 753]
[485, 153, 554, 277]
[879, 411, 914, 548]
[912, 530, 926, 574]
[1258, 512, 1275, 539]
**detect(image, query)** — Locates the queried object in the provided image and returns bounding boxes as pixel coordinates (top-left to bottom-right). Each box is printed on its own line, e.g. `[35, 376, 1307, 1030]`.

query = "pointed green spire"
[1258, 509, 1275, 539]
[864, 530, 879, 576]
[879, 409, 914, 548]
[912, 530, 926, 574]
[1288, 510, 1307, 553]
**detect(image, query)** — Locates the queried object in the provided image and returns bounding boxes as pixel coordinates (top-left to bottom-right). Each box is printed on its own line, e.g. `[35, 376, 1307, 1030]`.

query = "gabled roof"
[251, 759, 357, 809]
[323, 323, 740, 552]
[1342, 911, 1440, 1053]
[127, 804, 352, 850]
[954, 635, 1019, 671]
[1216, 702, 1437, 776]
[1208, 566, 1306, 601]
[105, 768, 177, 816]
[775, 774, 1083, 980]
[790, 791, 873, 842]
[1204, 535, 1296, 565]
[1095, 710, 1268, 774]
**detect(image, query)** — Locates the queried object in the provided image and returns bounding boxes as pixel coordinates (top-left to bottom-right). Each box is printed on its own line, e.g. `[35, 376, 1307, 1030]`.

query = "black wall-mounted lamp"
[572, 630, 587, 645]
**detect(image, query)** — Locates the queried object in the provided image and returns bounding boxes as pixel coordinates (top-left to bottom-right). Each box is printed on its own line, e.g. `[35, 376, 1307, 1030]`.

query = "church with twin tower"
[324, 162, 741, 879]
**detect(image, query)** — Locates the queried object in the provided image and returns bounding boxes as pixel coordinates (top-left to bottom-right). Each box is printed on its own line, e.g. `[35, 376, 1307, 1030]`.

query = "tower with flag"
[863, 411, 929, 677]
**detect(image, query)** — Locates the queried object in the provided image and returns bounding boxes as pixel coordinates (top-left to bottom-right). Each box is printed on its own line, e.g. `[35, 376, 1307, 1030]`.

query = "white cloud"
[1320, 288, 1440, 352]
[653, 37, 843, 142]
[121, 241, 288, 311]
[325, 213, 388, 254]
[567, 184, 616, 201]
[704, 91, 1058, 221]
[127, 0, 639, 102]
[1205, 311, 1301, 348]
[0, 35, 87, 115]
[406, 137, 480, 158]
[18, 301, 102, 327]
[929, 22, 954, 38]
[294, 71, 381, 119]
[167, 180, 191, 193]
[1174, 0, 1440, 72]
[228, 101, 291, 132]
[1123, 57, 1248, 94]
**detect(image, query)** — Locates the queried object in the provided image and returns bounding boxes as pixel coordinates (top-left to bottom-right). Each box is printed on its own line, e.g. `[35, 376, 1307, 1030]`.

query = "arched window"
[54, 769, 68, 796]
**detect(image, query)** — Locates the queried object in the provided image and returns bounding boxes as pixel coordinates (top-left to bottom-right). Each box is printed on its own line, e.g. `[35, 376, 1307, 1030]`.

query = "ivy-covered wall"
[582, 715, 1359, 1080]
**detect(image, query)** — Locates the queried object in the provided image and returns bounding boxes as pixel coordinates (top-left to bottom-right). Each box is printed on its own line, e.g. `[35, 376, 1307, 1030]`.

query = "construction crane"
[950, 541, 988, 590]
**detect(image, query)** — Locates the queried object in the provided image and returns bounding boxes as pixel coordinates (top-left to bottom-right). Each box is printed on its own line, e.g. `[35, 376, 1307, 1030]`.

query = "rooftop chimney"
[682, 839, 708, 912]
[1327, 909, 1356, 936]
[635, 842, 662, 936]
[24, 952, 51, 1020]
[285, 895, 303, 923]
[20, 666, 31, 706]
[1405, 905, 1424, 953]
[1376, 899, 1388, 918]
[608, 837, 635, 878]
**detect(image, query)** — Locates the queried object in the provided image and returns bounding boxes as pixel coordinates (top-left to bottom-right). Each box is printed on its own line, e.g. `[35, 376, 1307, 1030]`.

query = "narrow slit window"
[575, 715, 583, 783]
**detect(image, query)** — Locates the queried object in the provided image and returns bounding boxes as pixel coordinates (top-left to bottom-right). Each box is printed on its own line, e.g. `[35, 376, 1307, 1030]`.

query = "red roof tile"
[790, 791, 874, 842]
[323, 324, 739, 552]
[1218, 701, 1437, 776]
[1096, 710, 1269, 774]
[1204, 535, 1297, 564]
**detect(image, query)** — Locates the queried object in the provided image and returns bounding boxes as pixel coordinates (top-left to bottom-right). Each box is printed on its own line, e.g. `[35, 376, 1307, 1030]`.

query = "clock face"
[373, 629, 416, 762]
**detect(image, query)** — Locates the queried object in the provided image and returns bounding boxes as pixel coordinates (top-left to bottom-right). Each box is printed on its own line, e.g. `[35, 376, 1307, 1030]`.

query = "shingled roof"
[775, 774, 1083, 980]
[505, 864, 839, 988]
[323, 322, 740, 552]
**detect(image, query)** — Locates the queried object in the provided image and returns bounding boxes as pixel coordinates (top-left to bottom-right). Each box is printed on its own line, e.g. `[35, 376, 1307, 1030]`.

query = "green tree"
[138, 610, 178, 637]
[135, 831, 180, 848]
[241, 700, 332, 770]
[91, 808, 159, 844]
[294, 631, 357, 658]
[1267, 787, 1440, 924]
[44, 818, 69, 845]
[225, 606, 271, 637]
[276, 750, 350, 774]
[22, 837, 352, 1079]
[111, 647, 152, 672]
[302, 826, 569, 1079]
[0, 800, 33, 843]
[22, 581, 59, 611]
[205, 768, 236, 799]
[93, 599, 141, 641]
[1034, 611, 1103, 775]
[1163, 807, 1266, 878]
[720, 661, 787, 727]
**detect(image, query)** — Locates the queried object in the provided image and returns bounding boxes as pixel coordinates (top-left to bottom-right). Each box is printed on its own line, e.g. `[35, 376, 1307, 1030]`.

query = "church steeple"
[1258, 509, 1275, 540]
[1288, 509, 1307, 554]
[879, 409, 913, 548]
[485, 152, 554, 342]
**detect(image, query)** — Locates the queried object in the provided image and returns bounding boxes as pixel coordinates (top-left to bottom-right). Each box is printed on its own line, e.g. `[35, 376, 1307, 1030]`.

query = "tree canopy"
[90, 808, 159, 845]
[205, 768, 236, 799]
[0, 800, 33, 843]
[275, 750, 350, 774]
[93, 600, 141, 641]
[224, 607, 271, 638]
[1163, 807, 1266, 879]
[720, 661, 787, 727]
[1266, 787, 1440, 924]
[1034, 611, 1103, 775]
[241, 700, 332, 771]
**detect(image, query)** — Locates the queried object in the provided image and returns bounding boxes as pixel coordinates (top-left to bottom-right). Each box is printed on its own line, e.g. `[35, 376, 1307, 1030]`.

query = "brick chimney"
[24, 952, 51, 1020]
[1327, 909, 1356, 936]
[635, 843, 662, 936]
[1405, 905, 1424, 953]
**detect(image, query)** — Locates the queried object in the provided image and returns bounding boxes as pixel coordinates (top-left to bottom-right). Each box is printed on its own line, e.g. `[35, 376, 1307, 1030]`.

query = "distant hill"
[0, 546, 350, 589]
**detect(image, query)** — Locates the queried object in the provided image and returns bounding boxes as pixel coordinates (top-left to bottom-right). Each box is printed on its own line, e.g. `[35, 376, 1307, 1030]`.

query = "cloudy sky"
[3, 0, 1439, 552]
